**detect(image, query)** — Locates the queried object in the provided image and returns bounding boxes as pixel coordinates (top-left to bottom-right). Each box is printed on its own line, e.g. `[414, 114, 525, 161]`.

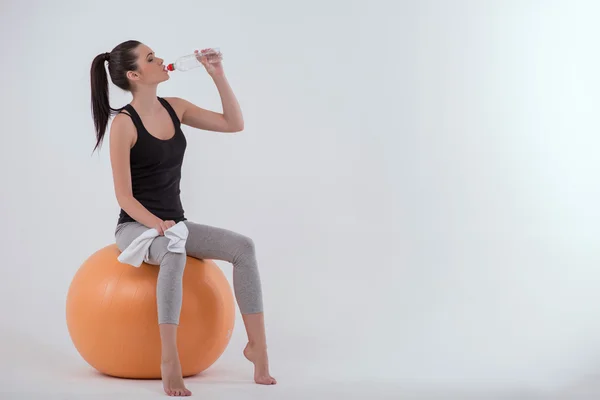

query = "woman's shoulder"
[110, 112, 137, 148]
[161, 96, 186, 123]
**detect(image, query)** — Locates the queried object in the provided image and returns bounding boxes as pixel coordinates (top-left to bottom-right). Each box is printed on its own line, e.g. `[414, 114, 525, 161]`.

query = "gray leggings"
[115, 220, 263, 324]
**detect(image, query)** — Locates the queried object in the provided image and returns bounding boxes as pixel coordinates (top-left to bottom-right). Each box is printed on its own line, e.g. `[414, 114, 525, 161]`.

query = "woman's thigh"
[115, 221, 172, 265]
[183, 220, 254, 262]
[115, 222, 148, 251]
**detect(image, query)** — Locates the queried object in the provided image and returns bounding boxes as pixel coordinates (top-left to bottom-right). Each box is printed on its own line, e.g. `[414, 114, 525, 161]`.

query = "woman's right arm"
[109, 114, 171, 235]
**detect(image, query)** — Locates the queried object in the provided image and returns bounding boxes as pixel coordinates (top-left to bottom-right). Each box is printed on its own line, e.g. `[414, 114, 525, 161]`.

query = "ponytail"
[90, 52, 113, 152]
[89, 40, 141, 152]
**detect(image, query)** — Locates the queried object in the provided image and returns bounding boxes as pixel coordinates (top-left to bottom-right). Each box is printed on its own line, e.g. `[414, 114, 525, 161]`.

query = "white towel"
[117, 221, 189, 267]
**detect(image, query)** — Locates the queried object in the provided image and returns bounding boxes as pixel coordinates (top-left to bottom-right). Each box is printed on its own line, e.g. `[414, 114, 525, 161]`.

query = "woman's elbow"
[116, 193, 133, 208]
[227, 121, 244, 132]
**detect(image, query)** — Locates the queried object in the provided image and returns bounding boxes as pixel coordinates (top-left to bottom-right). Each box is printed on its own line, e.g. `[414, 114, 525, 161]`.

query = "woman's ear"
[126, 71, 139, 81]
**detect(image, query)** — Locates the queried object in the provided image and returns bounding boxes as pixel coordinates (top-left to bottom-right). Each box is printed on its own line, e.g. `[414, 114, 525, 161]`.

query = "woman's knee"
[240, 235, 255, 252]
[162, 251, 186, 268]
[148, 236, 186, 266]
[230, 232, 254, 253]
[232, 234, 256, 263]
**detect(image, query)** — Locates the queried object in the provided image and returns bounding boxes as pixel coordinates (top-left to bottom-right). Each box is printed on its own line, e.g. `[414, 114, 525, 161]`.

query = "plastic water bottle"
[167, 48, 222, 72]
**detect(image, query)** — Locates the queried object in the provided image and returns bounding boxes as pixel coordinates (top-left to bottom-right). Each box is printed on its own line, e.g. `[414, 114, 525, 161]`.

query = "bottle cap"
[167, 64, 175, 71]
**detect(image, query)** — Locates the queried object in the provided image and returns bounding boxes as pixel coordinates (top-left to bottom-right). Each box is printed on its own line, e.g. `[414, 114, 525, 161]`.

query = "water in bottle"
[167, 48, 222, 72]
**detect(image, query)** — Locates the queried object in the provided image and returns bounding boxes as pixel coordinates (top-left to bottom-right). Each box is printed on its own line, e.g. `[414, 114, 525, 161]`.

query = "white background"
[1, 0, 599, 398]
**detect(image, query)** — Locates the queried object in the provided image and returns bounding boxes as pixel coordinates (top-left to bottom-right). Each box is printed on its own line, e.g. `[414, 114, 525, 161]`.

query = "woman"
[90, 40, 276, 397]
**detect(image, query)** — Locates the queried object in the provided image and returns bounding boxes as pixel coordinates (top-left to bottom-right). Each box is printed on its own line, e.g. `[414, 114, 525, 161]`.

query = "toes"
[165, 385, 191, 396]
[256, 376, 277, 385]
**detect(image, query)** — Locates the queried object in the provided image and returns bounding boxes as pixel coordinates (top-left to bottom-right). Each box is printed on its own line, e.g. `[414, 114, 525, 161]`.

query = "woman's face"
[128, 43, 169, 86]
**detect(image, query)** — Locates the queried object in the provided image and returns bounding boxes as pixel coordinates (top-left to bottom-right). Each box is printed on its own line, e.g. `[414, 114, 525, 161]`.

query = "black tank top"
[117, 97, 187, 225]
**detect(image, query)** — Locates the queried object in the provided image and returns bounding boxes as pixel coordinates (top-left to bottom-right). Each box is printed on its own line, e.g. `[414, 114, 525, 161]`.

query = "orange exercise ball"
[66, 244, 235, 379]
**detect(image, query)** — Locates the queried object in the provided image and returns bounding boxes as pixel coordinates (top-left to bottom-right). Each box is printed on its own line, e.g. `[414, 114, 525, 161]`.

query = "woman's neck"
[130, 86, 161, 115]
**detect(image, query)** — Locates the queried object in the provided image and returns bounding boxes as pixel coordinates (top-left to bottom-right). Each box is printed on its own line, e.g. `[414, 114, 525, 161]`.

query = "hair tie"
[104, 52, 111, 61]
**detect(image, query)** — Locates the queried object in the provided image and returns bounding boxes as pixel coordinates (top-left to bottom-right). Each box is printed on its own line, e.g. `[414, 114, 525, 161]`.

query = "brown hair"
[90, 40, 141, 151]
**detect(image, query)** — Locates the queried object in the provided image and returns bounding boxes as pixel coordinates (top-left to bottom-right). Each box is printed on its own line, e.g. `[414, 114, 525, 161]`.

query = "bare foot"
[161, 360, 192, 396]
[243, 342, 277, 385]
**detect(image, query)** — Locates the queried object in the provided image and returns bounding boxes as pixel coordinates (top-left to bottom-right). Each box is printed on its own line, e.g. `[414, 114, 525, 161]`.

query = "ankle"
[247, 341, 268, 350]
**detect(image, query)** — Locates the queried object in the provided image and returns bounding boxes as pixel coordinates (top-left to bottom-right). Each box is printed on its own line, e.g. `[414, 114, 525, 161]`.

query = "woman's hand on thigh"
[154, 220, 176, 235]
